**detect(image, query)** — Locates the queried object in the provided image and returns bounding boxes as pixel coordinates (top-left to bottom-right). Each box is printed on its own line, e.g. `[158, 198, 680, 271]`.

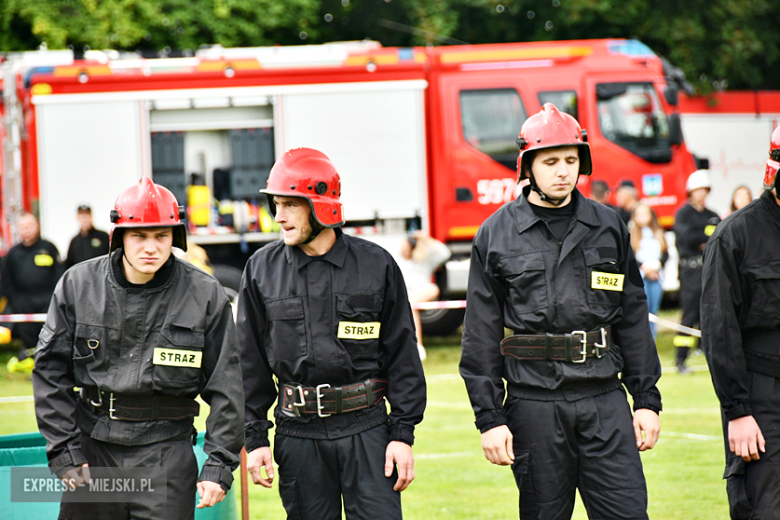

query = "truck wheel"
[420, 308, 465, 337]
[212, 265, 243, 319]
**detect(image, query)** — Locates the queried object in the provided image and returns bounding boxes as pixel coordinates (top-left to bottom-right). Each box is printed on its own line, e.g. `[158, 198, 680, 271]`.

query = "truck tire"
[420, 308, 465, 337]
[212, 265, 243, 320]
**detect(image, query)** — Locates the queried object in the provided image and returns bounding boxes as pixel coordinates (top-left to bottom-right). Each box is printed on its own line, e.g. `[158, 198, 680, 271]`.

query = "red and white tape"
[0, 313, 47, 323]
[411, 300, 467, 310]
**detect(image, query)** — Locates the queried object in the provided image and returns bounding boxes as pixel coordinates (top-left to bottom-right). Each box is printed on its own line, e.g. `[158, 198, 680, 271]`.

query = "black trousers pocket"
[279, 478, 303, 520]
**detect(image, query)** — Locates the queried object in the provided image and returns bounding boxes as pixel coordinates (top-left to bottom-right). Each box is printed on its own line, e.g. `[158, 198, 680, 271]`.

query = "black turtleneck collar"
[110, 248, 177, 289]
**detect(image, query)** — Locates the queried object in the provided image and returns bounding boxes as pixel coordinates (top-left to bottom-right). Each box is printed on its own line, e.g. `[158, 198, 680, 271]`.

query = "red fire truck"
[0, 39, 697, 333]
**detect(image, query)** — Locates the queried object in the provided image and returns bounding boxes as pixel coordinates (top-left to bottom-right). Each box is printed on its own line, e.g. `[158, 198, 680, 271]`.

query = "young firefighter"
[701, 127, 780, 519]
[33, 177, 244, 520]
[238, 148, 426, 520]
[460, 103, 662, 519]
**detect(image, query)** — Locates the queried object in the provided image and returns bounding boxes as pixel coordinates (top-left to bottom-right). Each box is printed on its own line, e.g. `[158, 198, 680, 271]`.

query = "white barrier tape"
[648, 314, 702, 338]
[411, 300, 467, 310]
[0, 313, 47, 323]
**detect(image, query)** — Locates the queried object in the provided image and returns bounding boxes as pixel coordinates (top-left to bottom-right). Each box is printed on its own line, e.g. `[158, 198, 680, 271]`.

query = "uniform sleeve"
[380, 258, 426, 446]
[612, 232, 663, 413]
[1, 249, 17, 303]
[459, 241, 510, 432]
[674, 206, 713, 257]
[236, 262, 276, 452]
[32, 281, 88, 475]
[197, 297, 245, 491]
[701, 235, 751, 420]
[66, 238, 77, 269]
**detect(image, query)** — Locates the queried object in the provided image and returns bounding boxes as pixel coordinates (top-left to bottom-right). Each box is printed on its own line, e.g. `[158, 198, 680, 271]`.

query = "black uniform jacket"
[674, 203, 720, 259]
[460, 187, 662, 433]
[238, 229, 426, 452]
[702, 190, 780, 421]
[1, 238, 63, 313]
[66, 227, 110, 268]
[33, 251, 244, 489]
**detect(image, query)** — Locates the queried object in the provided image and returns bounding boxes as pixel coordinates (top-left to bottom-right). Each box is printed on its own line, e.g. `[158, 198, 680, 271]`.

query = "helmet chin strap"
[528, 169, 569, 207]
[301, 214, 325, 245]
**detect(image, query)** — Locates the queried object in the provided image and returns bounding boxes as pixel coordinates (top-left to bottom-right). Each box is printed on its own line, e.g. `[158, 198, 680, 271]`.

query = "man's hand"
[247, 447, 275, 488]
[729, 415, 766, 462]
[634, 409, 660, 451]
[385, 441, 414, 492]
[481, 425, 514, 466]
[60, 463, 90, 490]
[196, 481, 226, 509]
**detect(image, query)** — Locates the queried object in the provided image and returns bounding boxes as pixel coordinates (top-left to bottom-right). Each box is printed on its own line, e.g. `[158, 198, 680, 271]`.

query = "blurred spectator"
[65, 204, 109, 268]
[630, 204, 667, 339]
[0, 213, 64, 369]
[726, 185, 753, 217]
[398, 232, 451, 361]
[615, 180, 639, 224]
[590, 180, 618, 212]
[673, 170, 720, 373]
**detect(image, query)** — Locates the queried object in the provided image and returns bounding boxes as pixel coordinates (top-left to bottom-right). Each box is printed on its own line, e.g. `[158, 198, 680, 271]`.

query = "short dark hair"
[591, 180, 609, 199]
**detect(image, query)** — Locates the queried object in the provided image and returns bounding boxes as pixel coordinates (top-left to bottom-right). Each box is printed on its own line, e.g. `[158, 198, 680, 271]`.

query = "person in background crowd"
[725, 185, 753, 217]
[398, 231, 451, 361]
[590, 179, 619, 212]
[673, 170, 720, 374]
[615, 180, 640, 224]
[1, 213, 63, 372]
[66, 204, 110, 268]
[630, 204, 668, 339]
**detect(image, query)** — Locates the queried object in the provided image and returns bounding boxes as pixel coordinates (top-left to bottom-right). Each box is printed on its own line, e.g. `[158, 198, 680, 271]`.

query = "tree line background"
[1, 0, 778, 94]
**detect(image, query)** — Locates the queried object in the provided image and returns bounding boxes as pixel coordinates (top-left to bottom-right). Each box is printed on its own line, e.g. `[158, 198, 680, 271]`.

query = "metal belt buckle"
[292, 385, 306, 418]
[571, 331, 588, 363]
[316, 384, 332, 418]
[594, 327, 608, 359]
[108, 392, 120, 420]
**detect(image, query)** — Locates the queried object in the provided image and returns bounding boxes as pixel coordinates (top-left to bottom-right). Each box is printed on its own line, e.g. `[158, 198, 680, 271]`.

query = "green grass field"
[0, 317, 728, 519]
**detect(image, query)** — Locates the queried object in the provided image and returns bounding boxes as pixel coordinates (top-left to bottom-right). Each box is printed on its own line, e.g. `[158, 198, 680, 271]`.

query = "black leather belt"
[501, 326, 611, 363]
[281, 379, 388, 418]
[679, 256, 703, 269]
[79, 387, 199, 421]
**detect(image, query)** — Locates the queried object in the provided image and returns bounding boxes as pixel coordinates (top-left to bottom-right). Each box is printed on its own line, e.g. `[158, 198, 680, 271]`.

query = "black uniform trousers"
[57, 432, 198, 520]
[723, 372, 780, 520]
[273, 423, 402, 520]
[676, 264, 703, 366]
[506, 388, 648, 520]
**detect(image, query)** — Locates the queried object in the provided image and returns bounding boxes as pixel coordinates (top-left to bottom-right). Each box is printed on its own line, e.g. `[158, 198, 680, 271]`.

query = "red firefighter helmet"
[260, 148, 344, 227]
[516, 102, 592, 181]
[109, 176, 187, 252]
[764, 126, 780, 190]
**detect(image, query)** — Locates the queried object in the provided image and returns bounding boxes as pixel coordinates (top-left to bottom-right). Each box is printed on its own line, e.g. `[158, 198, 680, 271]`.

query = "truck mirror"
[664, 85, 679, 106]
[695, 156, 710, 170]
[668, 113, 683, 146]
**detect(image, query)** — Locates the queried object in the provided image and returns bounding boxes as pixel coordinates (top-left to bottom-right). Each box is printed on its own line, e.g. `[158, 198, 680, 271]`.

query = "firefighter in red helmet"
[702, 125, 780, 519]
[33, 177, 244, 520]
[460, 103, 661, 519]
[238, 148, 426, 520]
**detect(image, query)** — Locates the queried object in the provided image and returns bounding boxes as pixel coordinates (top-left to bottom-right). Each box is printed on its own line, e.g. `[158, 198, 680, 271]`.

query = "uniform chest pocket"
[334, 294, 383, 363]
[583, 247, 623, 307]
[265, 297, 307, 362]
[72, 324, 115, 387]
[498, 253, 548, 315]
[153, 324, 205, 391]
[743, 263, 780, 326]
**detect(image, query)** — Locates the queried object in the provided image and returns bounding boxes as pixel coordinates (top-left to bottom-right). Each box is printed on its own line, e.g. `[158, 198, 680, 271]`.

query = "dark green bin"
[0, 431, 239, 520]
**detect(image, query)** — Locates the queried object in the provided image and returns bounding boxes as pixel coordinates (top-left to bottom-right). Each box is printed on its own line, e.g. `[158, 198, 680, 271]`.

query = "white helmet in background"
[686, 169, 712, 193]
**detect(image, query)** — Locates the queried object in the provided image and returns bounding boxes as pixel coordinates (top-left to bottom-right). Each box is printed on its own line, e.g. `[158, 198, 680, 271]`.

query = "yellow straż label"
[704, 225, 716, 237]
[34, 254, 54, 267]
[591, 272, 624, 292]
[153, 348, 202, 368]
[337, 322, 381, 340]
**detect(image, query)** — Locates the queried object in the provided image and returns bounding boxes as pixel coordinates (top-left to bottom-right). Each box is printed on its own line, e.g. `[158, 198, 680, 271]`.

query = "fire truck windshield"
[597, 82, 673, 163]
[460, 88, 527, 170]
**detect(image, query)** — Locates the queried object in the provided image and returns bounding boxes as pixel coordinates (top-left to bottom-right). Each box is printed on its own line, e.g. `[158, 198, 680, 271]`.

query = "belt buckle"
[292, 385, 306, 418]
[316, 384, 332, 418]
[80, 387, 103, 407]
[594, 327, 608, 359]
[108, 392, 121, 420]
[571, 330, 587, 363]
